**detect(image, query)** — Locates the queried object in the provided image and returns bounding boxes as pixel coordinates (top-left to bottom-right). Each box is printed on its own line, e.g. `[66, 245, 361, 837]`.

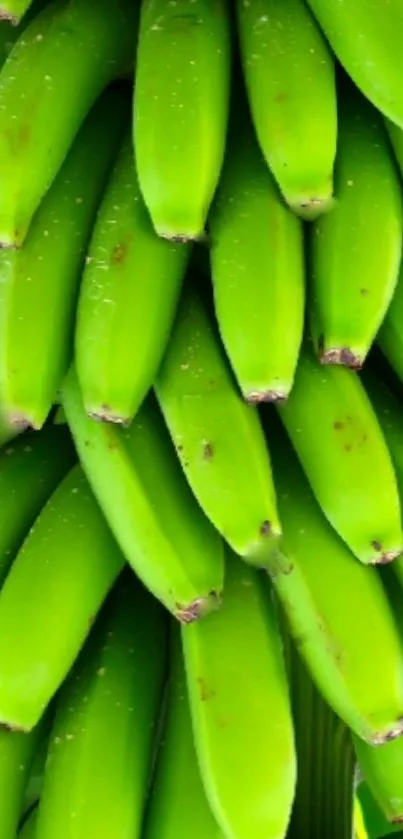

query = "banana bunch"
[2, 0, 403, 836]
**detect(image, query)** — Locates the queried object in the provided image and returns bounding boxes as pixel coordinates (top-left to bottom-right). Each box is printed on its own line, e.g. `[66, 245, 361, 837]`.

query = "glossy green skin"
[143, 627, 223, 839]
[0, 0, 50, 62]
[209, 121, 305, 402]
[182, 554, 296, 839]
[0, 0, 137, 247]
[0, 425, 75, 586]
[354, 735, 403, 824]
[62, 367, 224, 622]
[277, 346, 403, 564]
[0, 712, 47, 839]
[134, 0, 231, 240]
[155, 287, 283, 567]
[36, 574, 167, 839]
[0, 464, 124, 731]
[378, 259, 403, 383]
[19, 810, 38, 839]
[76, 134, 190, 425]
[310, 85, 402, 367]
[387, 119, 403, 175]
[0, 86, 129, 430]
[236, 0, 337, 216]
[266, 418, 403, 743]
[306, 0, 403, 128]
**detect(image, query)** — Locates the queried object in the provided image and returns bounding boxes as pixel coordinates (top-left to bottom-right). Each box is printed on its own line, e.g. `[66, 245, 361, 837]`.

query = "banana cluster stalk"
[209, 111, 305, 404]
[0, 0, 138, 247]
[76, 132, 190, 426]
[35, 571, 167, 839]
[236, 0, 337, 218]
[134, 0, 231, 241]
[155, 285, 283, 568]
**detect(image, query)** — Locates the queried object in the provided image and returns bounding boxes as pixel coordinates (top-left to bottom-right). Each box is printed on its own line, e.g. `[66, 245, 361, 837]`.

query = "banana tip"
[319, 345, 363, 370]
[0, 9, 19, 24]
[245, 388, 289, 405]
[289, 194, 336, 221]
[87, 407, 131, 427]
[370, 717, 403, 745]
[369, 543, 402, 565]
[175, 591, 222, 624]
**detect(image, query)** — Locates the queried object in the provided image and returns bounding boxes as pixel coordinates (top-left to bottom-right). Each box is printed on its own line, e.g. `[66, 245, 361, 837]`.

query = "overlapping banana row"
[0, 0, 403, 837]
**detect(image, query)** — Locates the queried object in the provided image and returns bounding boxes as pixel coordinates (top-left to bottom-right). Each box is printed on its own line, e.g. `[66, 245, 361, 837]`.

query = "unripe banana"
[209, 114, 305, 403]
[155, 285, 284, 568]
[236, 0, 337, 217]
[76, 133, 190, 426]
[277, 344, 403, 565]
[354, 734, 403, 826]
[0, 85, 129, 430]
[0, 463, 125, 731]
[35, 571, 167, 839]
[143, 625, 223, 839]
[21, 729, 49, 821]
[310, 81, 402, 369]
[0, 0, 138, 248]
[305, 0, 403, 129]
[0, 710, 49, 839]
[134, 0, 231, 242]
[182, 551, 296, 839]
[264, 413, 403, 744]
[387, 119, 403, 175]
[62, 366, 224, 622]
[0, 425, 75, 587]
[0, 0, 49, 59]
[377, 258, 403, 383]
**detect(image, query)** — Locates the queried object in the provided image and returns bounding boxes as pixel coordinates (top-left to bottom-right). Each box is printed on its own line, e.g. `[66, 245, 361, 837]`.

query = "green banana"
[310, 81, 402, 369]
[21, 728, 49, 820]
[264, 414, 403, 744]
[75, 132, 190, 426]
[276, 344, 403, 565]
[284, 630, 355, 839]
[143, 625, 223, 839]
[0, 424, 75, 586]
[236, 0, 337, 217]
[19, 809, 38, 839]
[387, 119, 403, 176]
[182, 551, 296, 839]
[62, 366, 224, 623]
[0, 710, 49, 839]
[35, 571, 167, 839]
[0, 463, 125, 732]
[377, 259, 403, 383]
[0, 85, 129, 430]
[155, 285, 283, 568]
[0, 0, 138, 248]
[209, 113, 305, 403]
[305, 0, 403, 129]
[0, 0, 50, 59]
[134, 0, 231, 242]
[354, 734, 403, 826]
[0, 0, 35, 24]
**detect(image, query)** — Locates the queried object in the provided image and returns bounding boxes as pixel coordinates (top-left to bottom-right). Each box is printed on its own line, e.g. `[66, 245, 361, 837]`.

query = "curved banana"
[0, 424, 75, 586]
[236, 0, 337, 218]
[264, 414, 403, 744]
[0, 710, 49, 839]
[134, 0, 231, 242]
[143, 625, 224, 839]
[310, 81, 402, 369]
[0, 463, 125, 732]
[377, 259, 403, 383]
[209, 113, 305, 403]
[35, 571, 167, 839]
[277, 344, 403, 564]
[155, 285, 283, 568]
[0, 0, 138, 248]
[305, 0, 403, 128]
[76, 133, 190, 426]
[182, 551, 296, 839]
[0, 86, 129, 431]
[62, 366, 224, 623]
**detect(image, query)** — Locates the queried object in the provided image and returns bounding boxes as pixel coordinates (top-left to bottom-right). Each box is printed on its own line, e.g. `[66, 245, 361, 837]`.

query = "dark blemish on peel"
[203, 442, 214, 460]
